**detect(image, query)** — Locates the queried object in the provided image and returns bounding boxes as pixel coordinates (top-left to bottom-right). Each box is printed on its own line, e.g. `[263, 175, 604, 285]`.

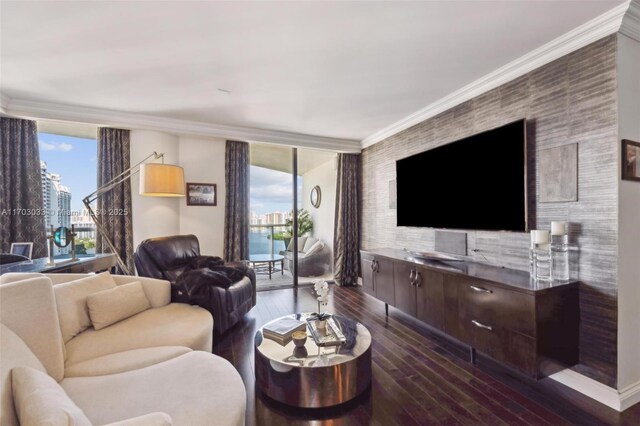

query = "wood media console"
[361, 248, 579, 379]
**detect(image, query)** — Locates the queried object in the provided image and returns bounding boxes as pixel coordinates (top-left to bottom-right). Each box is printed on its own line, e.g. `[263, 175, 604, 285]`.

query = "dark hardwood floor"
[214, 285, 640, 426]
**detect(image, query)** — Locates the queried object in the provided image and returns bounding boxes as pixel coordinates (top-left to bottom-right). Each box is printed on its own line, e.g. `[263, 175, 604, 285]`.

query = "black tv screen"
[396, 119, 527, 231]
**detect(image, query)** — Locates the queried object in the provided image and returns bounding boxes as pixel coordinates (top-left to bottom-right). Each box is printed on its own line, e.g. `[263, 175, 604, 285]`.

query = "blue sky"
[250, 165, 302, 215]
[39, 133, 97, 212]
[38, 134, 301, 215]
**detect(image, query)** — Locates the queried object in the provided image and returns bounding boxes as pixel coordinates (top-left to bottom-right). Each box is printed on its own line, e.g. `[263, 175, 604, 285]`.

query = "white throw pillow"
[303, 240, 325, 257]
[302, 237, 319, 253]
[54, 272, 117, 343]
[286, 237, 307, 252]
[87, 281, 151, 330]
[12, 366, 92, 426]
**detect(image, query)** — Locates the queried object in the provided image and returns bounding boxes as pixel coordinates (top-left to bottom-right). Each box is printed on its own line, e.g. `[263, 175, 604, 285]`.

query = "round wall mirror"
[53, 227, 72, 248]
[310, 185, 321, 208]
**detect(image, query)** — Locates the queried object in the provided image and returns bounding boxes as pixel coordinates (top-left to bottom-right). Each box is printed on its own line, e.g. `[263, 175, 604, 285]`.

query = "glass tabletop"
[249, 254, 284, 262]
[255, 313, 371, 368]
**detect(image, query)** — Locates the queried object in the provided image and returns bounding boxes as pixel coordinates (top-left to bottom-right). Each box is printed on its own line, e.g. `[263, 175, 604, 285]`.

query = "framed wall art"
[622, 139, 640, 182]
[186, 183, 217, 206]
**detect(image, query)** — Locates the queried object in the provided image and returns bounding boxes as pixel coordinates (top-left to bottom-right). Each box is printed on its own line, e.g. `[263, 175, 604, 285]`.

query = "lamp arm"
[82, 151, 163, 205]
[81, 151, 165, 275]
[83, 198, 131, 275]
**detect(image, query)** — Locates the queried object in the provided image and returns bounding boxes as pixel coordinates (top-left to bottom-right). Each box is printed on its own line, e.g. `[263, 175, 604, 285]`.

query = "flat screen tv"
[396, 119, 527, 231]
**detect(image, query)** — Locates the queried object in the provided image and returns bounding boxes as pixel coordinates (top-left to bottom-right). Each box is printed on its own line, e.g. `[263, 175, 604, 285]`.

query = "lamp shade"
[139, 163, 185, 197]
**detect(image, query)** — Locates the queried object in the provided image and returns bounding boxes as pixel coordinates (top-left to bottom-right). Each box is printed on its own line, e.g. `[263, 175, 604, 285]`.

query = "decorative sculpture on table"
[46, 225, 78, 265]
[313, 279, 330, 328]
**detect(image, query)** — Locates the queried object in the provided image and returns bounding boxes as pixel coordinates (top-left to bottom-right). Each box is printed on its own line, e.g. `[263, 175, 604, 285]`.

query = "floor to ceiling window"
[249, 143, 336, 290]
[38, 130, 97, 258]
[249, 144, 296, 290]
[297, 148, 336, 284]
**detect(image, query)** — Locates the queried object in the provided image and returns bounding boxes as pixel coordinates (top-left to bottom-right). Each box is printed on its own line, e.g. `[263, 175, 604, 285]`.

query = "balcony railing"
[249, 224, 291, 257]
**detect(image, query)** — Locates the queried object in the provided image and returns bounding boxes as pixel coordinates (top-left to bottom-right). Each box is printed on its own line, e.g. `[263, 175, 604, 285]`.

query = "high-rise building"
[40, 162, 72, 255]
[265, 212, 287, 225]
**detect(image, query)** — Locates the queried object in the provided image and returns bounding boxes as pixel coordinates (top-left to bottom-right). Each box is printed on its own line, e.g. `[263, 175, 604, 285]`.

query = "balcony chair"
[280, 237, 331, 277]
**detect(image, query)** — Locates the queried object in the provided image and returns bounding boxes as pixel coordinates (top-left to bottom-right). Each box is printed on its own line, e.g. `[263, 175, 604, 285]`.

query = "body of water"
[250, 230, 286, 255]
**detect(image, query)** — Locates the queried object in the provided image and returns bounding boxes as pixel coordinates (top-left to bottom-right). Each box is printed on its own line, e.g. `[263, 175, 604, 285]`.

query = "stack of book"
[262, 317, 306, 346]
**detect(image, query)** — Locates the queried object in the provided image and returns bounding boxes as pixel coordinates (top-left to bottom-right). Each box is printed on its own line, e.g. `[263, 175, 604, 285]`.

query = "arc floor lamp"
[83, 152, 185, 275]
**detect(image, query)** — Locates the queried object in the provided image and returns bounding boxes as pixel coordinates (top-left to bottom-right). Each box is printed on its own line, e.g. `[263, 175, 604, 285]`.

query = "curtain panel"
[224, 140, 250, 261]
[96, 128, 134, 274]
[0, 117, 48, 258]
[333, 153, 361, 287]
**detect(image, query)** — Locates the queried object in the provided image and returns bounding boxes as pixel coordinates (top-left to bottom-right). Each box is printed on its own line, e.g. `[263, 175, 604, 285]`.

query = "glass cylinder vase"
[534, 243, 551, 281]
[529, 241, 536, 277]
[551, 234, 570, 282]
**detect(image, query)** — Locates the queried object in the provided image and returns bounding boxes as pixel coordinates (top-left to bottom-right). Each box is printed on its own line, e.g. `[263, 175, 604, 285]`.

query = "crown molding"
[4, 98, 361, 153]
[361, 1, 632, 149]
[621, 0, 640, 42]
[0, 92, 11, 115]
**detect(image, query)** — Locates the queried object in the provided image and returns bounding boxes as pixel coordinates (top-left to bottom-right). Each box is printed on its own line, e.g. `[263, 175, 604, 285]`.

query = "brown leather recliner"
[134, 234, 256, 334]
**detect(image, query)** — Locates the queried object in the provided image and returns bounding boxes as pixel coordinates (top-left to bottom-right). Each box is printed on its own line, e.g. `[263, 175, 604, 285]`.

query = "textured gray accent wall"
[362, 35, 619, 387]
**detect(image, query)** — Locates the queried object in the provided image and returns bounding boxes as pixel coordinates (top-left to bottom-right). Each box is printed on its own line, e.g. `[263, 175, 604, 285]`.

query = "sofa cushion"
[303, 240, 325, 257]
[12, 366, 91, 426]
[0, 324, 47, 426]
[87, 281, 151, 330]
[286, 237, 307, 252]
[62, 351, 245, 426]
[302, 237, 319, 253]
[65, 304, 213, 366]
[0, 276, 66, 382]
[104, 412, 173, 426]
[54, 272, 117, 343]
[65, 346, 192, 378]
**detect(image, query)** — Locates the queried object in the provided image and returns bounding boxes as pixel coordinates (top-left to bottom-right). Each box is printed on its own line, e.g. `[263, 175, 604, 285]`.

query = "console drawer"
[461, 316, 537, 377]
[457, 278, 536, 337]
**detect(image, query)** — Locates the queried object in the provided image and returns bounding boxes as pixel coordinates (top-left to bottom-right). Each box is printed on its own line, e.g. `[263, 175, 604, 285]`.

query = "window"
[38, 132, 97, 257]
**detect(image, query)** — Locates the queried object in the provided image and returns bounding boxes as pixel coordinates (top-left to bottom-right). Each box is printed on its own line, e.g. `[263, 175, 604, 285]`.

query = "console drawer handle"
[414, 272, 422, 288]
[470, 285, 492, 294]
[409, 270, 416, 286]
[471, 320, 493, 331]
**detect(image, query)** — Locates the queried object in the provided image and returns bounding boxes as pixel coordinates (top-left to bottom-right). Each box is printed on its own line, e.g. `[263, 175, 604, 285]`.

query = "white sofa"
[0, 272, 246, 426]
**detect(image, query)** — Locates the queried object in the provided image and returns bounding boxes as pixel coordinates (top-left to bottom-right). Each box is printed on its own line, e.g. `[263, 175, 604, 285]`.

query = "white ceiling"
[0, 1, 626, 144]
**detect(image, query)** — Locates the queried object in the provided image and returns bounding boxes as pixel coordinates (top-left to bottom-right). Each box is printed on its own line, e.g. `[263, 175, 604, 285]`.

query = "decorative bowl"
[292, 331, 307, 347]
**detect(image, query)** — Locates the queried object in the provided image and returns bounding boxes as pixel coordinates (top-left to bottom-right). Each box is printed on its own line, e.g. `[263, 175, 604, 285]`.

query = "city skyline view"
[38, 132, 97, 212]
[249, 165, 302, 216]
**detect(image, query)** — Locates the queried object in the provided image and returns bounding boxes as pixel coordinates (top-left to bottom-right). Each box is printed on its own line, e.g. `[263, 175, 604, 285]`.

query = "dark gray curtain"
[0, 118, 47, 258]
[224, 140, 249, 261]
[97, 128, 134, 275]
[334, 153, 361, 287]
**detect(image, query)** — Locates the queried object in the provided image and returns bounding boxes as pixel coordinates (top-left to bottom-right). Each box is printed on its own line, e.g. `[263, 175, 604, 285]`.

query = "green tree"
[285, 209, 313, 237]
[268, 209, 314, 245]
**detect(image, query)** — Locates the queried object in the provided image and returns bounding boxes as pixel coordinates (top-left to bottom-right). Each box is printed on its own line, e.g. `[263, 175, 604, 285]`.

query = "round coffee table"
[249, 254, 284, 280]
[255, 313, 372, 408]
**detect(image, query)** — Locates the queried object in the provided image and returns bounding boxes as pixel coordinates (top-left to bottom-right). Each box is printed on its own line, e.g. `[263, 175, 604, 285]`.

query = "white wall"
[130, 130, 180, 249]
[302, 157, 337, 262]
[617, 33, 640, 392]
[178, 136, 227, 255]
